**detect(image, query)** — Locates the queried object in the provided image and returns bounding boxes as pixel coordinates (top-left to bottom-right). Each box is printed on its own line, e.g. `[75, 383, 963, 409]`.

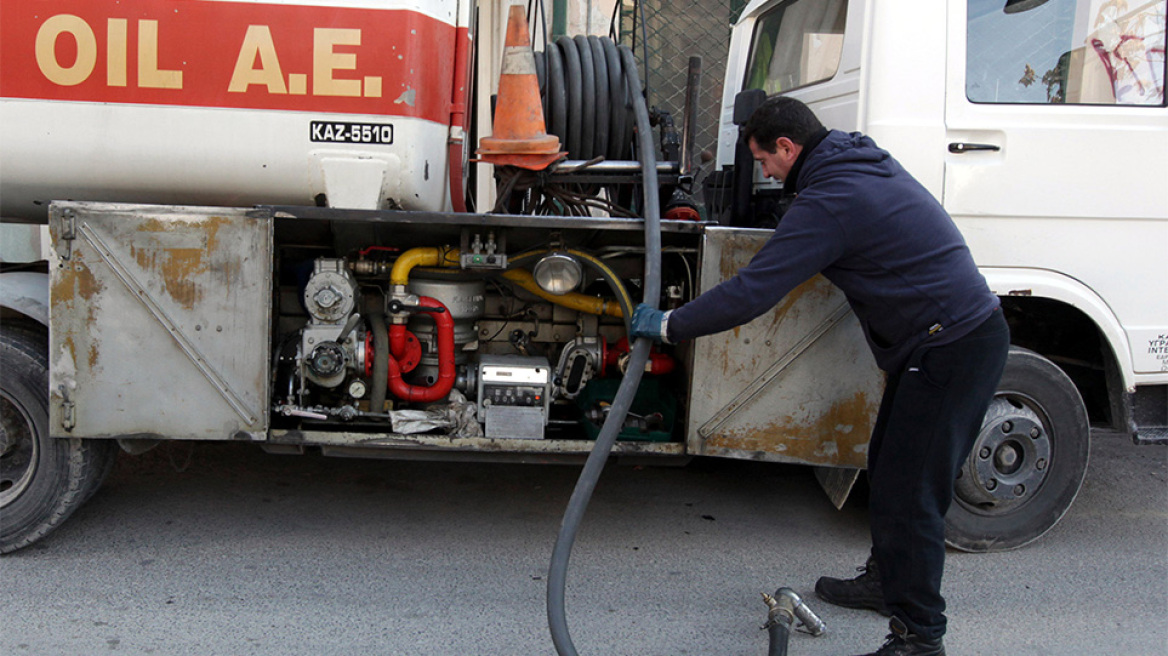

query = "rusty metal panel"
[48, 202, 271, 440]
[686, 227, 884, 469]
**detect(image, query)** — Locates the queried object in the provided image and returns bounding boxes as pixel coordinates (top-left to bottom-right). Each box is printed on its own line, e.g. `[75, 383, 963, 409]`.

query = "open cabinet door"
[48, 203, 272, 441]
[685, 227, 883, 502]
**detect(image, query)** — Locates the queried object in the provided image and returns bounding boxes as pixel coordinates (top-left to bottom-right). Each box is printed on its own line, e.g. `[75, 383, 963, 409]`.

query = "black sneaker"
[814, 556, 891, 615]
[854, 617, 946, 656]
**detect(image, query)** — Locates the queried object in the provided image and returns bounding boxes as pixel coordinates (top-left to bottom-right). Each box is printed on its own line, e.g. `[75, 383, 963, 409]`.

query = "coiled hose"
[546, 44, 661, 656]
[538, 35, 634, 161]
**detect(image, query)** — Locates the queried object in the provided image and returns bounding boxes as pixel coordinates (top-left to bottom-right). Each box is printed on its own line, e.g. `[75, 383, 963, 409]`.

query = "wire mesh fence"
[616, 0, 750, 172]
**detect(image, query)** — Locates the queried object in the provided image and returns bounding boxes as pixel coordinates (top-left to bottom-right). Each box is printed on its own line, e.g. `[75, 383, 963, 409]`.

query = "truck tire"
[0, 326, 116, 554]
[945, 347, 1089, 552]
[79, 434, 119, 505]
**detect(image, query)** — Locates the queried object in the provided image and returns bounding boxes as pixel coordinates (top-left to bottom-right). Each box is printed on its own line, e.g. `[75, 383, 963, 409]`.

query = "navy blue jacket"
[668, 130, 999, 372]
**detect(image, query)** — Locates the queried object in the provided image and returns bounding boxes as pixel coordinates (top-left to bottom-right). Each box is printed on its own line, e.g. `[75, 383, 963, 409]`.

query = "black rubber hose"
[622, 71, 636, 165]
[538, 35, 629, 162]
[767, 622, 791, 656]
[368, 312, 389, 414]
[620, 42, 662, 306]
[557, 36, 583, 158]
[547, 43, 662, 656]
[546, 45, 567, 146]
[600, 37, 626, 160]
[587, 36, 611, 160]
[574, 35, 597, 160]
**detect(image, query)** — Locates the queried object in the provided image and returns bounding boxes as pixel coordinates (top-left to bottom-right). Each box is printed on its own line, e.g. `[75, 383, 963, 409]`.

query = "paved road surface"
[2, 431, 1164, 655]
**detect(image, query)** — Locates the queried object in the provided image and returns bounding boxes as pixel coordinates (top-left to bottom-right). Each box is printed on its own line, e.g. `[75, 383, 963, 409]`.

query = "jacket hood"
[795, 130, 895, 193]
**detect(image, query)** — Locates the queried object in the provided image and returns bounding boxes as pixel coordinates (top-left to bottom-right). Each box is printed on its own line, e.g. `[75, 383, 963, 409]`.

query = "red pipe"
[365, 328, 421, 376]
[448, 26, 472, 213]
[386, 296, 456, 403]
[604, 337, 676, 376]
[389, 326, 423, 373]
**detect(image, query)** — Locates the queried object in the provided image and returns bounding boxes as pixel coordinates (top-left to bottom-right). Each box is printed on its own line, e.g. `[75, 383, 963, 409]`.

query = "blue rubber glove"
[630, 303, 672, 343]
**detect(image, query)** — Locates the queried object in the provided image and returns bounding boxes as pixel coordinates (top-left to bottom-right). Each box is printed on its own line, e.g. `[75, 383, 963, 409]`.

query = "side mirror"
[729, 89, 767, 228]
[733, 89, 767, 126]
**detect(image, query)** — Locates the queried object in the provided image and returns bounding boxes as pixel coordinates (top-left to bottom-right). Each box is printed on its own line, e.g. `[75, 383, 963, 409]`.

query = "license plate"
[310, 121, 394, 145]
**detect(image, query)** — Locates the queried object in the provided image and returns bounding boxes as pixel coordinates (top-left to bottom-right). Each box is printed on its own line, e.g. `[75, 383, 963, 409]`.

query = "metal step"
[1134, 426, 1168, 445]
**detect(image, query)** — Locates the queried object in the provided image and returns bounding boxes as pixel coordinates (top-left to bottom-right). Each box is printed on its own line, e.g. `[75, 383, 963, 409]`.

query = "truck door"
[944, 0, 1167, 373]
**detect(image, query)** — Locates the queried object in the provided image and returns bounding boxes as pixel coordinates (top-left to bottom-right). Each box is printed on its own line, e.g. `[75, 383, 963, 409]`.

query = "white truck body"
[0, 0, 471, 216]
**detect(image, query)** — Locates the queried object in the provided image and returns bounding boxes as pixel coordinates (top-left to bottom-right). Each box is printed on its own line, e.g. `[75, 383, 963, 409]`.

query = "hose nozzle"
[761, 588, 826, 637]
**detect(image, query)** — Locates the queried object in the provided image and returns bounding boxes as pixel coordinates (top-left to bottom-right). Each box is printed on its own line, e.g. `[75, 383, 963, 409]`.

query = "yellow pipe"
[390, 246, 460, 286]
[390, 245, 624, 318]
[510, 248, 633, 315]
[502, 269, 624, 318]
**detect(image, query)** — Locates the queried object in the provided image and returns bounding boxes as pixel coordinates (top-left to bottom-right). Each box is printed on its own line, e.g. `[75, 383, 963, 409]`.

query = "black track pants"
[867, 309, 1010, 640]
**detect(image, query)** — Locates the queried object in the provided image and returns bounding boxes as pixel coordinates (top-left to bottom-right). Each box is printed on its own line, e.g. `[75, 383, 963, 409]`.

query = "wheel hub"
[0, 393, 38, 504]
[956, 397, 1052, 509]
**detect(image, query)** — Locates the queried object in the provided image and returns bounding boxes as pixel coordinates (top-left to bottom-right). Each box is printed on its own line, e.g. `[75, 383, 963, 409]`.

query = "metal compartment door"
[686, 227, 882, 470]
[48, 203, 272, 440]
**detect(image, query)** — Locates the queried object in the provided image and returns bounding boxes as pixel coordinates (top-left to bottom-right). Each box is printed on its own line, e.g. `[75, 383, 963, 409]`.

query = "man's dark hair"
[742, 97, 824, 153]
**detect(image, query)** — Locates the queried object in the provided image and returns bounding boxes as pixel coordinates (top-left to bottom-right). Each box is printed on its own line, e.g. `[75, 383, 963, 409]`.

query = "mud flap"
[815, 466, 861, 510]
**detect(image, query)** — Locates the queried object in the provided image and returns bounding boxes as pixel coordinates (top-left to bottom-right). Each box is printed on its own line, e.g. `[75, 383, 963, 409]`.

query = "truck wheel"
[945, 347, 1089, 552]
[79, 435, 119, 505]
[0, 327, 116, 554]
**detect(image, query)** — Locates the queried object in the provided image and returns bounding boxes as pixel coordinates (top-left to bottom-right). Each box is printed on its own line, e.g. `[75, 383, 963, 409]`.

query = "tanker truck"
[1, 0, 1165, 556]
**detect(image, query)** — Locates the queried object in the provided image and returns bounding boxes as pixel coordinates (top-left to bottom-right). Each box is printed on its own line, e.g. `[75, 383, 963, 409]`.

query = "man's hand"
[630, 304, 671, 343]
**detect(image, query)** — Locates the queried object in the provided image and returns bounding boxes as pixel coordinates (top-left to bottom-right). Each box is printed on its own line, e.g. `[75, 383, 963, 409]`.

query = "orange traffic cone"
[477, 5, 566, 170]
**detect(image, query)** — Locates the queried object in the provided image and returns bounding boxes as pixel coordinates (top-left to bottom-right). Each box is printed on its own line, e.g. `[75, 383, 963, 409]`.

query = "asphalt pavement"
[2, 431, 1164, 655]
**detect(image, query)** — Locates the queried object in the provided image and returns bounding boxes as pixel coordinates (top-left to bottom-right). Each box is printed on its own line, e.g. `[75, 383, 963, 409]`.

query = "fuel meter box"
[476, 355, 552, 439]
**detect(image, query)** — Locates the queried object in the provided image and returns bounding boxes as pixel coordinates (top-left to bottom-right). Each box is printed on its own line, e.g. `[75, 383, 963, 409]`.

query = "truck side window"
[744, 0, 848, 94]
[967, 0, 1166, 105]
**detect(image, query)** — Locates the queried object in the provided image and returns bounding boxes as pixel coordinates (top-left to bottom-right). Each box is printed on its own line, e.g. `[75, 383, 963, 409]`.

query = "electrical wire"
[492, 165, 639, 218]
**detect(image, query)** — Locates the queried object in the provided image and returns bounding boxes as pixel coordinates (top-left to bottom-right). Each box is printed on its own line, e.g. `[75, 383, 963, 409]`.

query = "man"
[631, 97, 1009, 656]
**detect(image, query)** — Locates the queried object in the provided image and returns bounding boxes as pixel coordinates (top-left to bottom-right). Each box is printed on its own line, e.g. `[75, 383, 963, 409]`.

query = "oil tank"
[0, 0, 470, 220]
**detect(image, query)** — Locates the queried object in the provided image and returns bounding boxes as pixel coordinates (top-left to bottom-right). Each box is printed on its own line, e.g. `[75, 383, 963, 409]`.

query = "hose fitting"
[761, 588, 826, 637]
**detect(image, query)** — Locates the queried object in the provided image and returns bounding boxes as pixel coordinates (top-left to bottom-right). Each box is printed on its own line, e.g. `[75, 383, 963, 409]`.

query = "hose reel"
[537, 35, 635, 162]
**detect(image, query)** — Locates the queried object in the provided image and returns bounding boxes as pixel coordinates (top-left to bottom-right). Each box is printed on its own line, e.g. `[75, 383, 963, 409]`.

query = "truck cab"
[709, 0, 1166, 548]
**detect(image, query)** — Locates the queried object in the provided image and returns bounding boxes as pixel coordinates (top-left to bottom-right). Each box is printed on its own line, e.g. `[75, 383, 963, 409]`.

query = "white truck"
[1, 0, 1164, 555]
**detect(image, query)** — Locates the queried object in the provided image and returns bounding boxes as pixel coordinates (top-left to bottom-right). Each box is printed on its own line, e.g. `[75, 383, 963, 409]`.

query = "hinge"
[58, 385, 75, 431]
[52, 208, 77, 261]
